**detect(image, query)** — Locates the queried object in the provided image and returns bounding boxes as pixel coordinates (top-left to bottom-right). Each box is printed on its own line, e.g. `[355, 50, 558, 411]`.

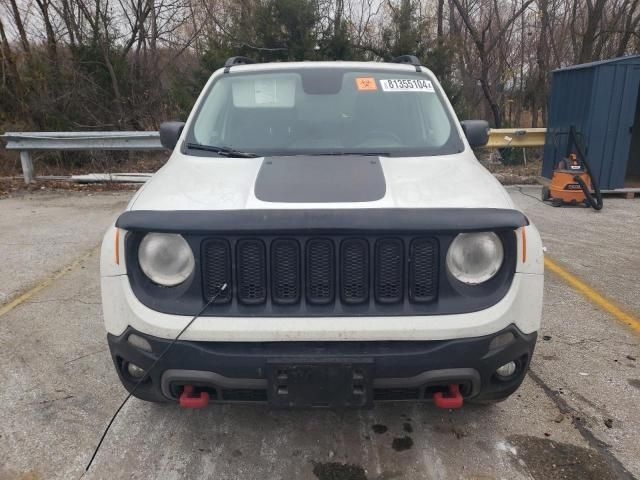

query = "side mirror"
[159, 121, 185, 150]
[460, 120, 490, 148]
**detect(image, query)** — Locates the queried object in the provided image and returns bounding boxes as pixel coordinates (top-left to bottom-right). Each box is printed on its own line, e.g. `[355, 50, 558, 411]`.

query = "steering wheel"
[355, 130, 403, 147]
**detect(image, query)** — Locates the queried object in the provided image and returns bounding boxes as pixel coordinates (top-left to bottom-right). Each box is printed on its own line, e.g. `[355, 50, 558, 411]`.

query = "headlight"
[138, 233, 195, 286]
[446, 232, 504, 285]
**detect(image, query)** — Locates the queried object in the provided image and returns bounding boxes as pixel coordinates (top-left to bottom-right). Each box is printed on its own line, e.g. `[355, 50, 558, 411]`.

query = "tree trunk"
[480, 61, 502, 127]
[8, 0, 31, 56]
[536, 0, 549, 126]
[616, 0, 640, 56]
[437, 0, 445, 38]
[34, 0, 58, 62]
[103, 43, 127, 127]
[577, 0, 607, 63]
[60, 0, 78, 47]
[150, 0, 158, 55]
[0, 18, 22, 95]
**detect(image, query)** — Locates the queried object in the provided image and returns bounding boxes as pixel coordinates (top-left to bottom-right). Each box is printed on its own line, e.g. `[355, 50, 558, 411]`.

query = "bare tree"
[0, 0, 639, 139]
[451, 0, 535, 126]
[7, 0, 31, 56]
[34, 0, 59, 61]
[0, 16, 21, 93]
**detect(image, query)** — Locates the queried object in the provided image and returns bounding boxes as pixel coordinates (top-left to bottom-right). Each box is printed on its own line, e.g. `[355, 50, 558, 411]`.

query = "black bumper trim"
[161, 369, 268, 399]
[108, 324, 537, 405]
[374, 368, 481, 395]
[159, 367, 482, 401]
[116, 208, 529, 235]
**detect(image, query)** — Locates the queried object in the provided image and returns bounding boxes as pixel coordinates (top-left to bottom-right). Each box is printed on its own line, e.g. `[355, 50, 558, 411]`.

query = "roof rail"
[224, 56, 256, 73]
[390, 55, 421, 72]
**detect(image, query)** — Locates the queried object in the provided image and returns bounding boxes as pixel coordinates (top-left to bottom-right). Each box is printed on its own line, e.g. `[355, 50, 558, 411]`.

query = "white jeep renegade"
[100, 56, 544, 409]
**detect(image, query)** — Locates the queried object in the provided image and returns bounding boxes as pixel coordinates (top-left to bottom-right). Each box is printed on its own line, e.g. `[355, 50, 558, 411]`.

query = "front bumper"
[108, 324, 536, 407]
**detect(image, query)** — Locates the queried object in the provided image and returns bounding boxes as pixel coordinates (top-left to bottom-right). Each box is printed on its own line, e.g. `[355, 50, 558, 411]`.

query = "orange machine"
[543, 154, 592, 205]
[542, 127, 603, 210]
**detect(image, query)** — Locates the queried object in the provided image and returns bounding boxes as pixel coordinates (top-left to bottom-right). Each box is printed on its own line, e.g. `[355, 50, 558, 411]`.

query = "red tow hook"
[433, 384, 464, 409]
[179, 385, 210, 409]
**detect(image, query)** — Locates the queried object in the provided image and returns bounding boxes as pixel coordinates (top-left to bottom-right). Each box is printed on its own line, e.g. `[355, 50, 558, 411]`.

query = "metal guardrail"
[485, 128, 547, 148]
[2, 128, 547, 184]
[2, 131, 163, 183]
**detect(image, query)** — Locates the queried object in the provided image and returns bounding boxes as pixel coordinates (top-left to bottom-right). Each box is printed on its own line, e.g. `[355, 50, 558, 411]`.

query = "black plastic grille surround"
[125, 229, 518, 317]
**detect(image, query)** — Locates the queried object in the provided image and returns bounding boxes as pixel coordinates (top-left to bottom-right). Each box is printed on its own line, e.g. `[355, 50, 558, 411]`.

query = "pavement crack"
[64, 348, 108, 364]
[554, 337, 606, 346]
[25, 394, 74, 406]
[549, 336, 638, 348]
[527, 369, 637, 480]
[567, 390, 614, 417]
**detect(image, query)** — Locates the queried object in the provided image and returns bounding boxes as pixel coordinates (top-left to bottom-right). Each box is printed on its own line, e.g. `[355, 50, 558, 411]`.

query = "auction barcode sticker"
[380, 79, 434, 92]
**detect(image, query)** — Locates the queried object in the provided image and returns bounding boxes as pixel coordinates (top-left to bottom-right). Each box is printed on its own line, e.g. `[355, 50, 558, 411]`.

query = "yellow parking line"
[0, 247, 99, 318]
[545, 257, 640, 335]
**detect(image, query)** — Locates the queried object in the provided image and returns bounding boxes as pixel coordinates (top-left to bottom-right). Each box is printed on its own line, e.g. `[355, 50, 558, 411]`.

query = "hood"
[129, 152, 514, 211]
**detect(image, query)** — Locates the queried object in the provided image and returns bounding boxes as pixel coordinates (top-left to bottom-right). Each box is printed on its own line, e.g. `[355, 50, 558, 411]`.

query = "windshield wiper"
[185, 143, 260, 158]
[306, 152, 391, 157]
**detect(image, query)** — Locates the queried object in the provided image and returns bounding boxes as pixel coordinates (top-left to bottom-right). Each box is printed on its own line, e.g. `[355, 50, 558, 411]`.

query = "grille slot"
[375, 238, 404, 304]
[271, 239, 301, 304]
[340, 239, 369, 304]
[236, 239, 267, 304]
[306, 239, 335, 304]
[373, 387, 421, 401]
[221, 388, 268, 402]
[409, 238, 438, 303]
[202, 239, 232, 303]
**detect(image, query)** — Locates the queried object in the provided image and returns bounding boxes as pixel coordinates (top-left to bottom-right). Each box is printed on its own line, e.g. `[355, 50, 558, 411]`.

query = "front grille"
[409, 238, 438, 303]
[306, 239, 335, 304]
[375, 238, 404, 304]
[202, 239, 232, 303]
[236, 239, 267, 304]
[202, 236, 439, 310]
[271, 239, 300, 304]
[341, 239, 369, 304]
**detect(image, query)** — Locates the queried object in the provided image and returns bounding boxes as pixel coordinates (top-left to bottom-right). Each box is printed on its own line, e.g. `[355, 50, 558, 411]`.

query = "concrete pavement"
[0, 188, 638, 480]
[0, 191, 129, 305]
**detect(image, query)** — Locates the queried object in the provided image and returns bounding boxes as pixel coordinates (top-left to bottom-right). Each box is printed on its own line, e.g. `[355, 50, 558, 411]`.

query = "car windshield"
[186, 67, 464, 157]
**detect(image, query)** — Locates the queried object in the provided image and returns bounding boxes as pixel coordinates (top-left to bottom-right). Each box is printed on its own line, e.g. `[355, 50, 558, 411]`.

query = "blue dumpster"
[543, 55, 640, 190]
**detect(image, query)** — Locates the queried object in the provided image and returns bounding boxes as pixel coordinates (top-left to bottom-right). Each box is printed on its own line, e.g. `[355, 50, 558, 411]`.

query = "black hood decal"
[254, 155, 386, 203]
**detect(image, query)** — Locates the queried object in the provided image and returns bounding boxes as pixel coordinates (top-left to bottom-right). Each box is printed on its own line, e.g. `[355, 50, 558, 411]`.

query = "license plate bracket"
[267, 359, 373, 408]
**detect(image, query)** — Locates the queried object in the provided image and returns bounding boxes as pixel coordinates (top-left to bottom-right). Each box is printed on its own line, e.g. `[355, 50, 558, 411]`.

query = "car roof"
[220, 61, 428, 75]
